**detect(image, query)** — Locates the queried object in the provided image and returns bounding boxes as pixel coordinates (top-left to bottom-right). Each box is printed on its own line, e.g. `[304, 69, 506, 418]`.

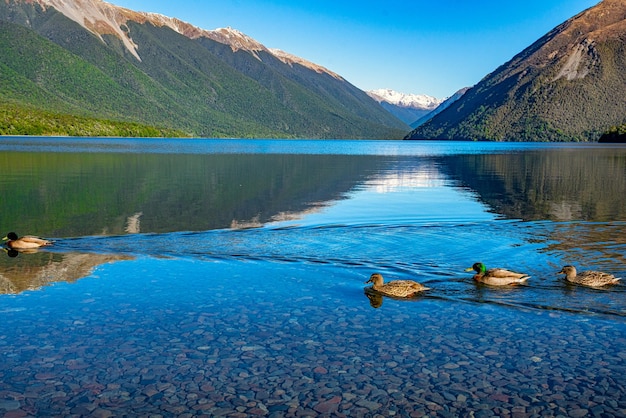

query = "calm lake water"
[1, 137, 625, 417]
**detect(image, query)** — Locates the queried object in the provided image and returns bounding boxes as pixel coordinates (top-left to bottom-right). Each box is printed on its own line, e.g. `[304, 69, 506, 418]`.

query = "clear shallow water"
[1, 138, 626, 416]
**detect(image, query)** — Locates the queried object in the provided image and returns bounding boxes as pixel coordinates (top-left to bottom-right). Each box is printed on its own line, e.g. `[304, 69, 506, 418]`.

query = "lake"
[1, 137, 625, 417]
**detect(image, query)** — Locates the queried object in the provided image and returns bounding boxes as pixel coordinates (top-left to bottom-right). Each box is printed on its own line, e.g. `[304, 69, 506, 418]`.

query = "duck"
[2, 232, 53, 250]
[364, 273, 429, 298]
[465, 262, 530, 286]
[557, 265, 621, 288]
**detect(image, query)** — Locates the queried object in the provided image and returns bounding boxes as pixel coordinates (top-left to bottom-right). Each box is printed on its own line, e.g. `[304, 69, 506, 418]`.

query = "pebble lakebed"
[1, 258, 625, 417]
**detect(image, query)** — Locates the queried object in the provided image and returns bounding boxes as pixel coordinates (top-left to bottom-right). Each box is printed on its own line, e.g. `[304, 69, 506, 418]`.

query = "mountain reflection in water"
[0, 140, 625, 302]
[437, 149, 626, 221]
[0, 251, 132, 294]
[0, 152, 382, 236]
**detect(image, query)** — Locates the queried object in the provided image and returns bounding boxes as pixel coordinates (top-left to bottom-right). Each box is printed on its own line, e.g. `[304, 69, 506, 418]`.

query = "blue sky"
[111, 0, 599, 98]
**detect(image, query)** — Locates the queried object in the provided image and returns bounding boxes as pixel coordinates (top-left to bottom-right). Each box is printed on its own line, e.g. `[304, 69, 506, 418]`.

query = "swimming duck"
[364, 273, 429, 298]
[557, 265, 621, 288]
[2, 232, 53, 250]
[465, 262, 530, 286]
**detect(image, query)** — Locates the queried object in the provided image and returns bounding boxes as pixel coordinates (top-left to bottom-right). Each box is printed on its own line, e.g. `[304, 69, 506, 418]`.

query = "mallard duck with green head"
[465, 262, 530, 286]
[557, 265, 620, 288]
[3, 232, 53, 250]
[365, 273, 429, 298]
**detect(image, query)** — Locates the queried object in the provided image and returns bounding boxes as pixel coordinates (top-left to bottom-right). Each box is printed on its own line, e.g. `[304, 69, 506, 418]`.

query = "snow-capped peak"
[367, 89, 443, 110]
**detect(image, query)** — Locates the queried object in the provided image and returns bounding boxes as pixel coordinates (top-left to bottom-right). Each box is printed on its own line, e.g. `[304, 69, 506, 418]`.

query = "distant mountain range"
[0, 0, 409, 138]
[407, 0, 626, 142]
[366, 89, 443, 126]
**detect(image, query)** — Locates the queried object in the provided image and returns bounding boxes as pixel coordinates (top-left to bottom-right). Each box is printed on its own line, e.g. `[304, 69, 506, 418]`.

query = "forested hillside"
[0, 1, 408, 139]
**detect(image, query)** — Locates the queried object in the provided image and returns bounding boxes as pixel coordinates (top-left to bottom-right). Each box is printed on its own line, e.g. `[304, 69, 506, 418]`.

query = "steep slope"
[0, 0, 408, 138]
[410, 87, 469, 128]
[367, 89, 443, 125]
[407, 0, 626, 142]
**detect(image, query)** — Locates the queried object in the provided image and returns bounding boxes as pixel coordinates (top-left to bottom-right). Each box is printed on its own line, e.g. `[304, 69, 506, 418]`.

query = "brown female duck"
[557, 265, 620, 288]
[365, 273, 429, 298]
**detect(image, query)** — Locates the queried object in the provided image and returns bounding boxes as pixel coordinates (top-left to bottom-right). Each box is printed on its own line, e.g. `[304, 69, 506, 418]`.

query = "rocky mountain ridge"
[29, 0, 344, 79]
[407, 0, 626, 141]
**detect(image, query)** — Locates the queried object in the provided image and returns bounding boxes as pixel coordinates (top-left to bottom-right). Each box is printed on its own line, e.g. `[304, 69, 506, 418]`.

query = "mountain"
[0, 0, 409, 139]
[406, 0, 626, 142]
[367, 89, 443, 125]
[410, 87, 469, 129]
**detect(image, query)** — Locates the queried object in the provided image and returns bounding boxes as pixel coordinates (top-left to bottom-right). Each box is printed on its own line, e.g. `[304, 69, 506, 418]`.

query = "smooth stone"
[0, 401, 21, 411]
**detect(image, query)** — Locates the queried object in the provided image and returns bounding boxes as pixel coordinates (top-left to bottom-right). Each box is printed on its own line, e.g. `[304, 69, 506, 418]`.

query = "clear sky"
[110, 0, 599, 98]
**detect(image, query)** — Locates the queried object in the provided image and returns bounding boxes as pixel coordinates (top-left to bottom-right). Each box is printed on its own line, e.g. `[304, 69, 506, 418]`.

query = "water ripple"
[38, 219, 626, 320]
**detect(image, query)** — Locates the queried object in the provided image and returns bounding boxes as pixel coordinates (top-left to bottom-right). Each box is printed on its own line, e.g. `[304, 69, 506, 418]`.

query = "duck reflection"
[0, 251, 133, 295]
[364, 287, 383, 308]
[2, 248, 19, 258]
[363, 287, 432, 309]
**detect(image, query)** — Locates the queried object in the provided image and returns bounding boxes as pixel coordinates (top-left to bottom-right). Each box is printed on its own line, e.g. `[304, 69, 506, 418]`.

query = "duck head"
[365, 273, 384, 286]
[465, 262, 486, 274]
[2, 232, 18, 241]
[557, 265, 576, 277]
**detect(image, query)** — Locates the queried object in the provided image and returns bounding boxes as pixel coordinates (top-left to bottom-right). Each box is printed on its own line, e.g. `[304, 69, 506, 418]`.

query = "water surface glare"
[1, 138, 626, 416]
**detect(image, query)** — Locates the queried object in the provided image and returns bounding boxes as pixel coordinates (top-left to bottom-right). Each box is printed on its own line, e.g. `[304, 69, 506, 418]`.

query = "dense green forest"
[0, 103, 188, 137]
